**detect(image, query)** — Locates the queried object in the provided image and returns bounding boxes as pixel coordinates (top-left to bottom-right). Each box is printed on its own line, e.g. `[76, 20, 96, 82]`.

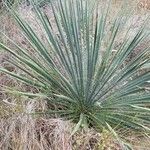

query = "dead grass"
[137, 0, 150, 10]
[0, 96, 120, 150]
[1, 103, 149, 150]
[0, 116, 72, 150]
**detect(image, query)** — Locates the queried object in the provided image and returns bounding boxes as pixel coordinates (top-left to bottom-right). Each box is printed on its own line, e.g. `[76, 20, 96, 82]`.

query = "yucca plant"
[0, 0, 150, 146]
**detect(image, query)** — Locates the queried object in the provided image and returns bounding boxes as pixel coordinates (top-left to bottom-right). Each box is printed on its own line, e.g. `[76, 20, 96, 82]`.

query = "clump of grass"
[137, 0, 150, 11]
[0, 114, 72, 150]
[0, 98, 117, 150]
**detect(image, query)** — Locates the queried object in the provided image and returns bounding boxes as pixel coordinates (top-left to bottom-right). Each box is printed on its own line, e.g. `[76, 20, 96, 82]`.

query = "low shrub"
[0, 0, 149, 148]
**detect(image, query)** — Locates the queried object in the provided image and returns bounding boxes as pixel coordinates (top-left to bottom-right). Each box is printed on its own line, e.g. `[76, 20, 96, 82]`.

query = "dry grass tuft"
[137, 0, 150, 10]
[0, 98, 72, 150]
